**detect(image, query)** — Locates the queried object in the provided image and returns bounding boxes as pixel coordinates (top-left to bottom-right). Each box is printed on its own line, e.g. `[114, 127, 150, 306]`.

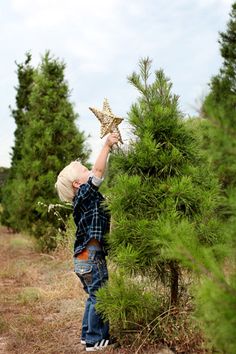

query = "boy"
[55, 133, 119, 352]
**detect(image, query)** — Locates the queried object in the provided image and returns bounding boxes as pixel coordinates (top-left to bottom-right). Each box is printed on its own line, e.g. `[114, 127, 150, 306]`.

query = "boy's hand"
[105, 133, 119, 149]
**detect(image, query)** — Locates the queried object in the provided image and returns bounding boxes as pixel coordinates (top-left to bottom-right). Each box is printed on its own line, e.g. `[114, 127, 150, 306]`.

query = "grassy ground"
[0, 226, 88, 354]
[0, 227, 174, 354]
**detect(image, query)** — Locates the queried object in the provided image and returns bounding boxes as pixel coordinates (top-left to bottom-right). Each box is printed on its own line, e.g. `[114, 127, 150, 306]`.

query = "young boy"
[55, 133, 119, 352]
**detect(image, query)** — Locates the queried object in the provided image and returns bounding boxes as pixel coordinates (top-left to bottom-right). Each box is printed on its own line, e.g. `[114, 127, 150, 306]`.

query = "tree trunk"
[169, 261, 179, 305]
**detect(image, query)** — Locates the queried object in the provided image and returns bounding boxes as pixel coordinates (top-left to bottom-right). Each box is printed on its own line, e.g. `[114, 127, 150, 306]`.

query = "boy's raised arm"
[92, 133, 118, 179]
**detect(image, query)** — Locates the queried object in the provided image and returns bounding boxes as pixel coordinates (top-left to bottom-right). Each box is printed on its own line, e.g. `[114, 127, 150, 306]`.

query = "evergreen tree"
[0, 167, 10, 203]
[203, 2, 236, 130]
[1, 53, 34, 228]
[96, 59, 221, 346]
[2, 52, 90, 250]
[20, 52, 90, 249]
[191, 3, 236, 352]
[11, 53, 35, 169]
[201, 1, 236, 195]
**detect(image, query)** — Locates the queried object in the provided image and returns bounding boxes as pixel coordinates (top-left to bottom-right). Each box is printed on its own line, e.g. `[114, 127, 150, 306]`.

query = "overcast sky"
[0, 0, 233, 167]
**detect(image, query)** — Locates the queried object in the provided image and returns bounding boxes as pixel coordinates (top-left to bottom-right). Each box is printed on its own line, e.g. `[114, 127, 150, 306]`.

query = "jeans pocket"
[75, 262, 93, 285]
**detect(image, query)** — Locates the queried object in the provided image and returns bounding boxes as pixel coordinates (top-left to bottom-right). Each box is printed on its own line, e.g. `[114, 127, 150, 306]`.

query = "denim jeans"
[74, 250, 109, 345]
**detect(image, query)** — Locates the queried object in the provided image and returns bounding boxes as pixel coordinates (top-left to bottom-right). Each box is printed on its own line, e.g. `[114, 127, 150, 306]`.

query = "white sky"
[0, 0, 234, 167]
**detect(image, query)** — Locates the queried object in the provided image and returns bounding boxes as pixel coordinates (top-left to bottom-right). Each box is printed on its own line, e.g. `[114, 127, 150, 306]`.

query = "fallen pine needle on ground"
[0, 226, 202, 354]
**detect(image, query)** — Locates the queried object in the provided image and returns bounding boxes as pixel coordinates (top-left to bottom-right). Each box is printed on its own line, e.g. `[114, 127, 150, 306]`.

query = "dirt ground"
[0, 227, 174, 354]
[0, 226, 90, 354]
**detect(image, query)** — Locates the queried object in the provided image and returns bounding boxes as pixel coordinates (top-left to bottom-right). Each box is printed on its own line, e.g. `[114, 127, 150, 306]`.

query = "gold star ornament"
[89, 98, 123, 144]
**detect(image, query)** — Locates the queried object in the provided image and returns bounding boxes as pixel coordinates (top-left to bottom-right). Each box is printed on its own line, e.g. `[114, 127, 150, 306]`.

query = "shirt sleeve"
[91, 175, 104, 187]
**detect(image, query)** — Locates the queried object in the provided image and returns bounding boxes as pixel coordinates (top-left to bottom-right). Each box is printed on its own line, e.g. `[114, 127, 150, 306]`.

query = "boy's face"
[72, 162, 91, 189]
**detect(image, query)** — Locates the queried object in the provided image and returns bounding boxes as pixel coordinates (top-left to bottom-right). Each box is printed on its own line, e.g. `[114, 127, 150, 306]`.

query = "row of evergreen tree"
[1, 2, 236, 353]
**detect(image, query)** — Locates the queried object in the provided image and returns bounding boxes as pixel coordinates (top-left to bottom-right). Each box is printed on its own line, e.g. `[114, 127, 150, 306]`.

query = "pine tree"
[203, 2, 236, 129]
[201, 2, 236, 198]
[21, 52, 90, 249]
[2, 52, 90, 250]
[96, 59, 221, 345]
[192, 3, 236, 352]
[0, 167, 10, 202]
[1, 53, 34, 229]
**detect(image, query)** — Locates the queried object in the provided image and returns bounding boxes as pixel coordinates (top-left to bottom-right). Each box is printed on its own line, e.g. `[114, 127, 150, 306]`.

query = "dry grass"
[0, 227, 209, 354]
[0, 227, 87, 354]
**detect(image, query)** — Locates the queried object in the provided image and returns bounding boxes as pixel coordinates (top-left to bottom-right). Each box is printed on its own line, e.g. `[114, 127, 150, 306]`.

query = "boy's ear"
[72, 180, 80, 189]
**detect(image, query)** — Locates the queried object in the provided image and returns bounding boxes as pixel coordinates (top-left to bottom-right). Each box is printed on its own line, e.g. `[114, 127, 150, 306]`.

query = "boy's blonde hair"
[55, 161, 81, 202]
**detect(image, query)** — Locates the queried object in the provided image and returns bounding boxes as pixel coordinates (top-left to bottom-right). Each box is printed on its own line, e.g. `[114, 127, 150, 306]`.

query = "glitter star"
[89, 98, 123, 144]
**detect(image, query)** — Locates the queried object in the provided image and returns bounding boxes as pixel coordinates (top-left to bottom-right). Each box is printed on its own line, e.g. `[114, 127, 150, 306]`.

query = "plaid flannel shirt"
[72, 176, 110, 256]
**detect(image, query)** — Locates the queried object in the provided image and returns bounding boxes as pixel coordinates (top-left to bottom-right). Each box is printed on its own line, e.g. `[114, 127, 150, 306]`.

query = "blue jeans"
[74, 250, 109, 345]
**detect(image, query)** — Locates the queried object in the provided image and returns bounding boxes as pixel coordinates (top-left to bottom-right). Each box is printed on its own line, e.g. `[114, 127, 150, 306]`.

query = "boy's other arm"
[92, 133, 118, 179]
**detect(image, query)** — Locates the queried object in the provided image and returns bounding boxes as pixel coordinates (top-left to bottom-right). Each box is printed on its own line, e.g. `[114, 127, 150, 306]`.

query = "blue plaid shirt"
[72, 176, 110, 256]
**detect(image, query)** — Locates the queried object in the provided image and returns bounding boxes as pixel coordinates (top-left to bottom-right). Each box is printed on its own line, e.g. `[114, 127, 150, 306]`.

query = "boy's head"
[55, 161, 90, 202]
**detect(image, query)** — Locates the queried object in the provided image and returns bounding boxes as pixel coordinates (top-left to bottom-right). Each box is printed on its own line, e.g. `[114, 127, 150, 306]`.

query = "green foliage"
[192, 4, 236, 352]
[107, 57, 219, 267]
[1, 52, 90, 249]
[201, 2, 236, 210]
[96, 271, 162, 336]
[199, 119, 236, 191]
[195, 274, 236, 354]
[18, 52, 90, 249]
[1, 54, 34, 228]
[202, 2, 236, 130]
[39, 208, 75, 253]
[97, 58, 221, 348]
[11, 53, 35, 168]
[0, 167, 9, 203]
